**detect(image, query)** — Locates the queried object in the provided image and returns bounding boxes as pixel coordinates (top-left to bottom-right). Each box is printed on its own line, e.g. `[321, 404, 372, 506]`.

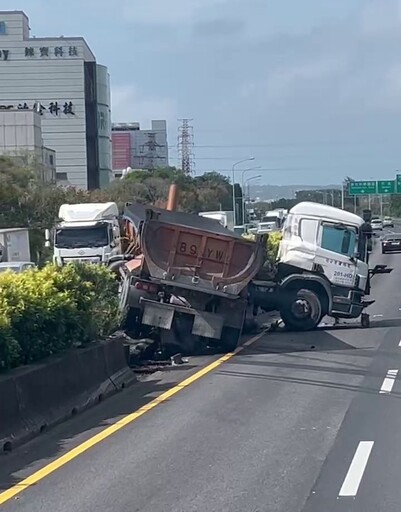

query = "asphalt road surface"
[1, 226, 401, 511]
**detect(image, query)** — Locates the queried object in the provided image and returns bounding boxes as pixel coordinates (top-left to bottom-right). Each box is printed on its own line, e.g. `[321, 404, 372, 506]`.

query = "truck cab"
[251, 202, 389, 330]
[52, 203, 122, 266]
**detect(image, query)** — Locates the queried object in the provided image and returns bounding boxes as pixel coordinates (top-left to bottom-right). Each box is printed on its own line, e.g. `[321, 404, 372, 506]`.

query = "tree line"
[0, 157, 242, 261]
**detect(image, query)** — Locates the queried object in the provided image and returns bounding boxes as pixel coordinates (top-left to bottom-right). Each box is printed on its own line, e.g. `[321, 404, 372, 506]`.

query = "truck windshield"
[321, 224, 357, 257]
[55, 225, 109, 248]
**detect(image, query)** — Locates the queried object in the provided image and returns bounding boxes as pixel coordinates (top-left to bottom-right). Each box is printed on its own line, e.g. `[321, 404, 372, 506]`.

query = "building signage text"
[0, 49, 9, 61]
[0, 101, 76, 116]
[25, 46, 79, 58]
[0, 46, 80, 61]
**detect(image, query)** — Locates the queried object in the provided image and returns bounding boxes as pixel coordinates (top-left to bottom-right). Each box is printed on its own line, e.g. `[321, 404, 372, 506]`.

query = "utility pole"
[177, 119, 194, 175]
[341, 181, 345, 210]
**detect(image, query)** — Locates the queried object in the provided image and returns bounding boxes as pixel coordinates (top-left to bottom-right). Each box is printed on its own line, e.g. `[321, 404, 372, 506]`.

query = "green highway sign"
[377, 180, 395, 194]
[396, 174, 401, 194]
[348, 181, 377, 195]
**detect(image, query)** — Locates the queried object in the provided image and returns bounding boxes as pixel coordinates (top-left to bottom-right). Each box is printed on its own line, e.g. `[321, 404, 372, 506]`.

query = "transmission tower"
[177, 118, 194, 175]
[144, 132, 163, 171]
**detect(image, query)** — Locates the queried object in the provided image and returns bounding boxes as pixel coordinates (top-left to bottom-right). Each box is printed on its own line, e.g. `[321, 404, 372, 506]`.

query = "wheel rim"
[291, 298, 312, 320]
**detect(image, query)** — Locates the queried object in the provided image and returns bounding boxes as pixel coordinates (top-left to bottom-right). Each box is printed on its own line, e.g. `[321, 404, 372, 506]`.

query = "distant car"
[0, 262, 36, 273]
[382, 234, 401, 254]
[383, 216, 394, 228]
[371, 218, 383, 231]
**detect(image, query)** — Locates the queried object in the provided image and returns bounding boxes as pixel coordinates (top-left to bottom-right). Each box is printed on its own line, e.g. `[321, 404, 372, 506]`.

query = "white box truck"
[198, 211, 235, 232]
[0, 228, 31, 263]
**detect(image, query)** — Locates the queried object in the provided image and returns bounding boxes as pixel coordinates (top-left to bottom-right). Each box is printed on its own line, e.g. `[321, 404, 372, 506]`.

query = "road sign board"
[377, 180, 395, 194]
[348, 181, 377, 195]
[396, 175, 401, 194]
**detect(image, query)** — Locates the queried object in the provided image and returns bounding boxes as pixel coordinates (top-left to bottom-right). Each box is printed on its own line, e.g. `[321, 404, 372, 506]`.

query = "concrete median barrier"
[0, 336, 135, 453]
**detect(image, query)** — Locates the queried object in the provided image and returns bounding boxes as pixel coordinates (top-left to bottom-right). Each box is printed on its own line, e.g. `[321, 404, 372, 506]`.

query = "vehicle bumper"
[139, 298, 245, 340]
[382, 245, 401, 251]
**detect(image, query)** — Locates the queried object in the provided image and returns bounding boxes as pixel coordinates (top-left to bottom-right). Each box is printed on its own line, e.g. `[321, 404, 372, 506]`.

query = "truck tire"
[220, 326, 242, 352]
[160, 314, 198, 356]
[280, 288, 322, 331]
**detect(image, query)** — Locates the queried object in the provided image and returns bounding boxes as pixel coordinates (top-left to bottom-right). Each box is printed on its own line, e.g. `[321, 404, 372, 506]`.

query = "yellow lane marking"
[0, 330, 266, 506]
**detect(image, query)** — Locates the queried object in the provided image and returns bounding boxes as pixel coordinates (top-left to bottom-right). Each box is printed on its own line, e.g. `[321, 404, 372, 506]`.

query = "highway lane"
[1, 231, 401, 511]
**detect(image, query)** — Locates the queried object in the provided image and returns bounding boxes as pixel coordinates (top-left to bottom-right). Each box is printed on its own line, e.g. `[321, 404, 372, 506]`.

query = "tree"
[0, 158, 248, 261]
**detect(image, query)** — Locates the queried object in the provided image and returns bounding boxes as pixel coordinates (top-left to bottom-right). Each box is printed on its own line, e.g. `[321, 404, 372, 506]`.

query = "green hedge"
[0, 264, 119, 372]
[242, 231, 282, 262]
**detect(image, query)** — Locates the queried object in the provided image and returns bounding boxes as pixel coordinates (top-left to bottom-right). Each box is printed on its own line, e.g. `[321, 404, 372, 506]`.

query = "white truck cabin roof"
[58, 203, 119, 222]
[289, 202, 364, 228]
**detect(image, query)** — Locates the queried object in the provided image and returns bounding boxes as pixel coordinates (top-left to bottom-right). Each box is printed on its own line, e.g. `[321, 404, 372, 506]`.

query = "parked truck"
[50, 202, 122, 266]
[113, 202, 265, 354]
[0, 228, 31, 263]
[250, 202, 390, 330]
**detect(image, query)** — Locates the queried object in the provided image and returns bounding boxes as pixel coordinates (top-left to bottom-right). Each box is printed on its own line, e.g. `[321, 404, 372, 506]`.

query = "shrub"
[242, 231, 283, 262]
[0, 263, 119, 372]
[267, 231, 282, 261]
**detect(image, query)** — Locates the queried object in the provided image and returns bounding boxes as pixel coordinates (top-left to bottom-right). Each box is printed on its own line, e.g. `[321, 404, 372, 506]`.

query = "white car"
[383, 216, 394, 228]
[0, 261, 36, 273]
[371, 218, 383, 231]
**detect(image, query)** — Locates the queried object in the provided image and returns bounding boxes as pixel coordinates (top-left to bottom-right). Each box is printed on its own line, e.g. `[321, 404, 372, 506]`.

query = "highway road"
[1, 227, 401, 511]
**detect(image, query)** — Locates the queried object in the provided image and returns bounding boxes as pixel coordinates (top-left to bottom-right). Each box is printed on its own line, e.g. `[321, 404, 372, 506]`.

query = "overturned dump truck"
[112, 202, 266, 354]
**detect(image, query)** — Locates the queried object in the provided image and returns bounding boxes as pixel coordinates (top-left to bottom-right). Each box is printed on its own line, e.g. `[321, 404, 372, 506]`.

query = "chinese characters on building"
[0, 49, 9, 61]
[0, 102, 76, 116]
[24, 46, 79, 58]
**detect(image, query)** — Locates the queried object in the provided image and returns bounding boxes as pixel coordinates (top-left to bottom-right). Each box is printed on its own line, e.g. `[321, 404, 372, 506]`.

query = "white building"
[0, 108, 56, 183]
[0, 10, 112, 189]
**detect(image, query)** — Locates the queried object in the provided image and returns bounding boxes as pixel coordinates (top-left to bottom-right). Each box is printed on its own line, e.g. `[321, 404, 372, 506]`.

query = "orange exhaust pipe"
[166, 184, 178, 211]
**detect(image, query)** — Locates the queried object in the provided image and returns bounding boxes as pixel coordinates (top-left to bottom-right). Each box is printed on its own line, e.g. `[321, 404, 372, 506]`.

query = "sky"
[3, 0, 401, 185]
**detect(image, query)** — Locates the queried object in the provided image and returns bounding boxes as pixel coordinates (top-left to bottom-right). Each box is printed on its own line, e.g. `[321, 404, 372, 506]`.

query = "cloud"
[111, 85, 178, 127]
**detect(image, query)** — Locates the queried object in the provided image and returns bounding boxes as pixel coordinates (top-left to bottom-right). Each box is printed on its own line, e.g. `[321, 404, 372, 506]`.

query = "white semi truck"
[50, 203, 122, 266]
[250, 202, 390, 330]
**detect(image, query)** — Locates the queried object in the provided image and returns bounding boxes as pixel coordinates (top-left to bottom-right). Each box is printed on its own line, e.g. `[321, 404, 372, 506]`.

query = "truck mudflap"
[140, 298, 225, 339]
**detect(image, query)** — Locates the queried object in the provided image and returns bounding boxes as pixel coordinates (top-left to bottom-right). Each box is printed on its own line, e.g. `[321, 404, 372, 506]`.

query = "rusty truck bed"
[140, 213, 265, 296]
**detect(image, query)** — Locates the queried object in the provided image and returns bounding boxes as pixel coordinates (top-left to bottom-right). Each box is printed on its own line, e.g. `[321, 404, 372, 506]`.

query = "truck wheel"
[280, 288, 322, 331]
[160, 314, 198, 356]
[219, 326, 242, 352]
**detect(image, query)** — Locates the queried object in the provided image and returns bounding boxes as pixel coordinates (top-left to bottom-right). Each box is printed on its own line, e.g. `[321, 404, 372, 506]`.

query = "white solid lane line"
[379, 369, 398, 394]
[339, 441, 374, 497]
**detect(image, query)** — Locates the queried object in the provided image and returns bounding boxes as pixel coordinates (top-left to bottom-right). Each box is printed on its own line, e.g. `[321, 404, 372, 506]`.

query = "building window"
[49, 154, 54, 166]
[0, 22, 6, 35]
[56, 172, 68, 181]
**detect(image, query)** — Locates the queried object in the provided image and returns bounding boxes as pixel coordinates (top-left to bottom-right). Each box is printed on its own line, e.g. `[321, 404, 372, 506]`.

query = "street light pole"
[241, 167, 262, 224]
[232, 157, 255, 226]
[244, 175, 262, 216]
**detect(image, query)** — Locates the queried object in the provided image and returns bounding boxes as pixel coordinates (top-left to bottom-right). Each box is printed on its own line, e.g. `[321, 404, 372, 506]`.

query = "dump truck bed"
[139, 207, 265, 297]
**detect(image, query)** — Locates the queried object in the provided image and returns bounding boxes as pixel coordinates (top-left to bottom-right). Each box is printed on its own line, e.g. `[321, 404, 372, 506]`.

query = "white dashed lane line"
[338, 441, 375, 497]
[379, 369, 398, 394]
